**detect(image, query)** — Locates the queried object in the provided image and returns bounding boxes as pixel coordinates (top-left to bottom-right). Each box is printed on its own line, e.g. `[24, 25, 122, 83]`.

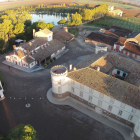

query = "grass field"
[75, 0, 138, 9]
[87, 16, 140, 31]
[82, 27, 100, 31]
[69, 28, 79, 37]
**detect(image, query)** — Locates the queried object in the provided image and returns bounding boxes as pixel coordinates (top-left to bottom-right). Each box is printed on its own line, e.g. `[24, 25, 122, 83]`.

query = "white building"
[51, 53, 140, 140]
[108, 6, 123, 17]
[0, 81, 4, 100]
[5, 29, 74, 69]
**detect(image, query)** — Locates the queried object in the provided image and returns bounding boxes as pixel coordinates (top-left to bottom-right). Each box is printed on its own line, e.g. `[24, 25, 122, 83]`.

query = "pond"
[30, 12, 67, 26]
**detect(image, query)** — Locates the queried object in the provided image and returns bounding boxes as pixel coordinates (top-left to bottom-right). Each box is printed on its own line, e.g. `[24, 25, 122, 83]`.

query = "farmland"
[0, 0, 73, 11]
[75, 0, 138, 9]
[87, 16, 140, 31]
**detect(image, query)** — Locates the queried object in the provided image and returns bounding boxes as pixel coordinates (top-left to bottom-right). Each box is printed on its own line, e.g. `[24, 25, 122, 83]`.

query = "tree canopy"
[57, 19, 67, 27]
[7, 124, 37, 140]
[68, 12, 82, 26]
[0, 9, 32, 53]
[32, 21, 53, 30]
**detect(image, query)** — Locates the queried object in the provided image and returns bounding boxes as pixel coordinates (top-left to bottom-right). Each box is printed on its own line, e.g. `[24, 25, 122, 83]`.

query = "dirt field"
[0, 0, 73, 11]
[116, 7, 140, 17]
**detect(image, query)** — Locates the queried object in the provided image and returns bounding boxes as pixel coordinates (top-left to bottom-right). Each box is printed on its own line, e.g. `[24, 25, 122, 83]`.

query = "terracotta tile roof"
[104, 30, 119, 38]
[118, 37, 127, 44]
[22, 56, 34, 64]
[85, 32, 118, 46]
[67, 53, 140, 109]
[16, 50, 25, 58]
[32, 39, 64, 61]
[53, 31, 74, 43]
[135, 33, 140, 44]
[39, 29, 52, 35]
[90, 57, 113, 73]
[114, 41, 124, 46]
[107, 26, 132, 37]
[20, 37, 47, 51]
[124, 42, 140, 55]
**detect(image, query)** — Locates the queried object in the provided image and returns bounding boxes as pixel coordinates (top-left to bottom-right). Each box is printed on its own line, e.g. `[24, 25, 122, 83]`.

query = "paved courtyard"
[0, 38, 125, 140]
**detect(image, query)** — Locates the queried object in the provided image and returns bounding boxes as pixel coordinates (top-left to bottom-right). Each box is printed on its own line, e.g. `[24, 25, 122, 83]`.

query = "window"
[89, 88, 93, 94]
[80, 91, 83, 97]
[117, 70, 120, 75]
[120, 103, 125, 109]
[58, 87, 62, 93]
[89, 95, 92, 102]
[98, 100, 102, 107]
[58, 80, 61, 85]
[116, 116, 120, 120]
[123, 73, 126, 77]
[107, 112, 111, 115]
[80, 84, 84, 89]
[99, 93, 104, 99]
[71, 87, 74, 93]
[118, 110, 123, 116]
[108, 105, 113, 112]
[71, 80, 75, 85]
[128, 114, 133, 121]
[110, 98, 115, 104]
[126, 121, 130, 124]
[131, 108, 136, 114]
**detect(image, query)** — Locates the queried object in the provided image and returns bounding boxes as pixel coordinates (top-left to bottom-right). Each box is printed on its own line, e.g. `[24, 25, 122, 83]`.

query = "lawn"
[82, 27, 100, 31]
[69, 28, 79, 37]
[75, 0, 137, 9]
[86, 16, 140, 31]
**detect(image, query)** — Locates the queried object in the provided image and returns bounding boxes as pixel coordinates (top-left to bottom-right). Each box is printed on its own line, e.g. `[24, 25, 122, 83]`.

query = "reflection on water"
[31, 12, 67, 26]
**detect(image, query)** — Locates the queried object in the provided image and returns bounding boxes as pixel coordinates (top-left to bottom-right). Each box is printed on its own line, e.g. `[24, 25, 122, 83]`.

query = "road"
[0, 38, 124, 140]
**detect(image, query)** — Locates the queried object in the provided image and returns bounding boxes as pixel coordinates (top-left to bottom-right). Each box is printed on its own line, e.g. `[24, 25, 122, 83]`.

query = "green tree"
[7, 124, 37, 140]
[68, 12, 82, 26]
[13, 23, 25, 35]
[67, 13, 70, 21]
[57, 19, 67, 28]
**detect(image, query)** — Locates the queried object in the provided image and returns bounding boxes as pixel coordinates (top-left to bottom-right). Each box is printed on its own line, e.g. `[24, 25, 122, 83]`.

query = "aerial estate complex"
[50, 53, 140, 140]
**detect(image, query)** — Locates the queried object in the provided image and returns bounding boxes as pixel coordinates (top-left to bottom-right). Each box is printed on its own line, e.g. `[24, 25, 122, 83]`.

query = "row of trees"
[67, 4, 108, 26]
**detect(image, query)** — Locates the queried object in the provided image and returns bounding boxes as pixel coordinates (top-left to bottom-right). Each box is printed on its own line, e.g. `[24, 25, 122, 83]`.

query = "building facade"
[0, 81, 4, 100]
[51, 54, 140, 140]
[5, 29, 73, 69]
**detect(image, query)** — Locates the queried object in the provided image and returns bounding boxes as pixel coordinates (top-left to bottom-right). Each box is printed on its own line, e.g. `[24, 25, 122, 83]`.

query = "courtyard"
[0, 37, 126, 140]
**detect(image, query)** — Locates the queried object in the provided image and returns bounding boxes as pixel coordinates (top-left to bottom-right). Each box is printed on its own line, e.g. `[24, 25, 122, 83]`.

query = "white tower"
[51, 65, 69, 99]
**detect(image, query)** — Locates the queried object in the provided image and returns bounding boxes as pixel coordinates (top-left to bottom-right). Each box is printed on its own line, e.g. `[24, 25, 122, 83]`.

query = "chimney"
[13, 45, 16, 50]
[26, 49, 30, 57]
[69, 64, 72, 71]
[64, 27, 68, 32]
[33, 29, 35, 38]
[97, 66, 100, 71]
[23, 40, 26, 43]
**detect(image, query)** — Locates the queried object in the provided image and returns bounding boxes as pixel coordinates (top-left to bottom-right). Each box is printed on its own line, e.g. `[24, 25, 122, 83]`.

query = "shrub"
[50, 59, 53, 63]
[47, 62, 50, 65]
[53, 57, 56, 60]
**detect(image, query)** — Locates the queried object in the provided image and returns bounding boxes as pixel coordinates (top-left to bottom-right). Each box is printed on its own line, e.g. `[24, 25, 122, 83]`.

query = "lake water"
[31, 13, 67, 26]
